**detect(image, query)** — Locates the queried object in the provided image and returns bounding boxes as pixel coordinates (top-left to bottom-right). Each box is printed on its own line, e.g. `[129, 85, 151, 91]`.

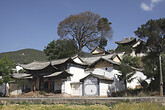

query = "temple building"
[115, 37, 147, 57]
[8, 53, 126, 97]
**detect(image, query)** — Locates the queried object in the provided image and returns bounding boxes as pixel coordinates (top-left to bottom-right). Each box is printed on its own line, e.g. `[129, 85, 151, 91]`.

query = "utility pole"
[159, 54, 163, 96]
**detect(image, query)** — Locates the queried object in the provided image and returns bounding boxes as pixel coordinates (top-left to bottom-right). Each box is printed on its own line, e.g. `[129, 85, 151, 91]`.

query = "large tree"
[117, 56, 136, 96]
[44, 39, 77, 60]
[134, 18, 165, 96]
[0, 57, 14, 96]
[57, 11, 112, 54]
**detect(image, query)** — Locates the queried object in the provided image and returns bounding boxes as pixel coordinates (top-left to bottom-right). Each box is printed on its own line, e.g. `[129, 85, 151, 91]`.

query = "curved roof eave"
[20, 61, 57, 71]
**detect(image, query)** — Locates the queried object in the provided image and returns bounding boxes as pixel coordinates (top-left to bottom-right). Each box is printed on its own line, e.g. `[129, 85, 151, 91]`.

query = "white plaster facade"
[127, 71, 151, 89]
[60, 62, 126, 96]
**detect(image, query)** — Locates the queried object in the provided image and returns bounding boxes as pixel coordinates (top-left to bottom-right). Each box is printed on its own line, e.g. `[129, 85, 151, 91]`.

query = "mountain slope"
[0, 49, 48, 64]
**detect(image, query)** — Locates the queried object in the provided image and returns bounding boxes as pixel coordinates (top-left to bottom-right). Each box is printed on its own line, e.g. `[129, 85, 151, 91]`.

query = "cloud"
[140, 0, 164, 11]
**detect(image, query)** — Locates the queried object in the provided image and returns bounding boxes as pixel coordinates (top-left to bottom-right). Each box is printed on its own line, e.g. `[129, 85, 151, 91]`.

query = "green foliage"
[122, 56, 140, 68]
[39, 91, 46, 95]
[140, 80, 148, 90]
[57, 11, 112, 53]
[18, 69, 26, 73]
[141, 52, 158, 78]
[15, 79, 28, 88]
[117, 56, 136, 96]
[0, 57, 14, 76]
[16, 102, 21, 104]
[97, 17, 112, 49]
[135, 18, 165, 95]
[0, 57, 13, 86]
[10, 101, 14, 104]
[141, 52, 163, 91]
[115, 44, 132, 53]
[98, 37, 107, 49]
[97, 18, 112, 33]
[44, 39, 77, 60]
[137, 91, 149, 97]
[22, 101, 28, 105]
[2, 74, 12, 83]
[41, 101, 46, 105]
[0, 49, 48, 64]
[134, 18, 165, 53]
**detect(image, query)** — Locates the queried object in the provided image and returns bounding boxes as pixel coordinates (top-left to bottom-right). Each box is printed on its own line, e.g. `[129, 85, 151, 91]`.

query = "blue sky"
[0, 0, 165, 53]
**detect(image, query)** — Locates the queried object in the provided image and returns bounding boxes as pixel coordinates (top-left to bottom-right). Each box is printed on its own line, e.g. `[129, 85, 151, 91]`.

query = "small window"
[105, 68, 108, 70]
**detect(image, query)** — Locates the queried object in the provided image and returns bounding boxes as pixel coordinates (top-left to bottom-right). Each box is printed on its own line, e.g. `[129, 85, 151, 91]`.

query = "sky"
[0, 0, 165, 53]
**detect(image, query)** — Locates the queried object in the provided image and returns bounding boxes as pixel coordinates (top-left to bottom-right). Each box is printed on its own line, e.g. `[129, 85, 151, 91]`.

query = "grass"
[0, 103, 164, 110]
[112, 102, 165, 110]
[0, 104, 109, 110]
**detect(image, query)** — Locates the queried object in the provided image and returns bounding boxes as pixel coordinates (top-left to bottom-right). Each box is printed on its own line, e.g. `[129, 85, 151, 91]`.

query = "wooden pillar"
[48, 80, 50, 90]
[33, 80, 36, 92]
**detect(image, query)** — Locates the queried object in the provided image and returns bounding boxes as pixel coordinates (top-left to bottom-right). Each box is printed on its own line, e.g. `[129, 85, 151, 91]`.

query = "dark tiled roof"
[11, 73, 32, 79]
[44, 70, 72, 78]
[80, 73, 113, 82]
[115, 37, 136, 44]
[20, 61, 51, 70]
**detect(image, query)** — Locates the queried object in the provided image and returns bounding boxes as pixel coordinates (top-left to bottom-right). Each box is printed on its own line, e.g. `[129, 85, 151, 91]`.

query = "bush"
[16, 102, 21, 104]
[111, 91, 125, 97]
[10, 101, 14, 104]
[41, 101, 46, 105]
[39, 91, 46, 95]
[137, 91, 149, 97]
[22, 101, 28, 105]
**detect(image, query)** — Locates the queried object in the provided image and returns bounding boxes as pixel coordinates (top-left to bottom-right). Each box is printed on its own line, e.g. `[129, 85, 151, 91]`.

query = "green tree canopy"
[0, 57, 14, 77]
[98, 37, 107, 49]
[134, 18, 165, 96]
[115, 44, 132, 53]
[134, 18, 165, 53]
[117, 56, 136, 96]
[44, 39, 77, 60]
[0, 57, 14, 96]
[57, 11, 112, 53]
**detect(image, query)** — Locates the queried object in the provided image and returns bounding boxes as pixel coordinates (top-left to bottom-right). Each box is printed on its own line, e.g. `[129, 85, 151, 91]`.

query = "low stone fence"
[0, 97, 165, 105]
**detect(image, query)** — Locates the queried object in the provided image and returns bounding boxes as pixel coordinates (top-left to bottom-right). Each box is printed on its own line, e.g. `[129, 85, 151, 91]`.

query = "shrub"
[16, 102, 21, 104]
[41, 101, 46, 105]
[22, 101, 28, 105]
[112, 91, 125, 97]
[39, 91, 46, 95]
[10, 101, 14, 104]
[137, 91, 149, 97]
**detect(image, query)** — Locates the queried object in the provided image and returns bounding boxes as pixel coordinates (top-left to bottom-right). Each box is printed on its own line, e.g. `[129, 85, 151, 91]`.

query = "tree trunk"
[159, 54, 163, 96]
[124, 80, 127, 96]
[4, 83, 6, 97]
[77, 45, 82, 56]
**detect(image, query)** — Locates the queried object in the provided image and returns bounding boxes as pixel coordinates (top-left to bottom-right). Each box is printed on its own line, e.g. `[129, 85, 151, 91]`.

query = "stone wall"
[0, 97, 165, 105]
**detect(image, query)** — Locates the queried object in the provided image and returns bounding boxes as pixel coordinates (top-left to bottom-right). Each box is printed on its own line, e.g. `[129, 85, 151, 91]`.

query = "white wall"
[62, 65, 87, 95]
[127, 71, 150, 89]
[99, 80, 109, 96]
[69, 66, 87, 82]
[71, 83, 82, 96]
[16, 66, 23, 73]
[63, 64, 149, 96]
[93, 67, 113, 78]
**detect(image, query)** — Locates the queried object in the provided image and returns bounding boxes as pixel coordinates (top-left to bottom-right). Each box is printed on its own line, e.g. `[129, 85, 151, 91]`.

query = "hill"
[0, 49, 48, 64]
